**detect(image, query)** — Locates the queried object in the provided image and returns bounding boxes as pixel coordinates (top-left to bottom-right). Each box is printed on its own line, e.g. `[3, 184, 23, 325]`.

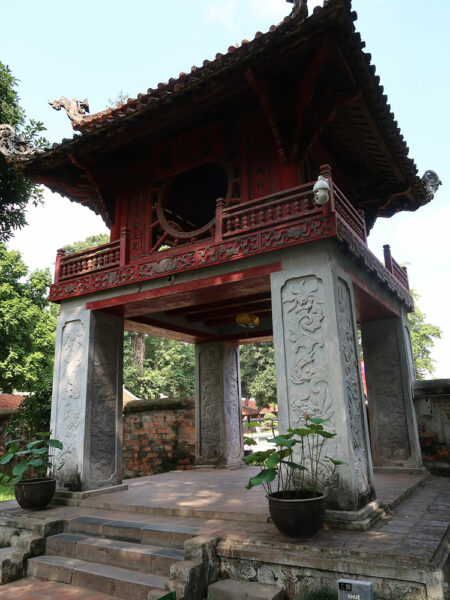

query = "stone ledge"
[325, 500, 383, 531]
[53, 483, 128, 501]
[414, 378, 450, 396]
[124, 397, 194, 414]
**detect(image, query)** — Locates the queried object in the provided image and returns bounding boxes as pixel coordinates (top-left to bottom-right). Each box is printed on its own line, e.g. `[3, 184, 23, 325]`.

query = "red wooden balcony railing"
[383, 244, 409, 290]
[54, 165, 411, 295]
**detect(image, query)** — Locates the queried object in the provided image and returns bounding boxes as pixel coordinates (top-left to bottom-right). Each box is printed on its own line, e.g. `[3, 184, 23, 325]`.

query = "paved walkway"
[70, 467, 429, 522]
[0, 469, 448, 598]
[0, 578, 117, 599]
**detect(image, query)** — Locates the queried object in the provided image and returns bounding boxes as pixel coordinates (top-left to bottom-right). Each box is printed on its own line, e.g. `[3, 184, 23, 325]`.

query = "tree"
[408, 291, 442, 379]
[240, 342, 277, 409]
[0, 62, 47, 242]
[123, 334, 195, 400]
[0, 244, 58, 393]
[62, 233, 109, 254]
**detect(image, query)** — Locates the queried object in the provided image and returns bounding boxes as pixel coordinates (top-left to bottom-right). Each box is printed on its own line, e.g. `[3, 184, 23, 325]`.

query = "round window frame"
[156, 161, 231, 240]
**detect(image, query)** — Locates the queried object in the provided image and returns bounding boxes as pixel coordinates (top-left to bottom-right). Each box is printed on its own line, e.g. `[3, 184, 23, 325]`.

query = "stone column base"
[325, 501, 384, 531]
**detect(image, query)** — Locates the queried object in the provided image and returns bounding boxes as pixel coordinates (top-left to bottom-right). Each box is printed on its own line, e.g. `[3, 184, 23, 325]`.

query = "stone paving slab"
[0, 472, 448, 598]
[52, 467, 429, 524]
[0, 577, 119, 599]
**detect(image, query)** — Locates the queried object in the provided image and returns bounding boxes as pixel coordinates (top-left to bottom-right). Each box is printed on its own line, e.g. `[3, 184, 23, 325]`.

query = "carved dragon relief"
[53, 320, 85, 490]
[336, 278, 371, 495]
[49, 97, 89, 126]
[223, 344, 244, 463]
[0, 124, 44, 162]
[281, 275, 338, 490]
[198, 345, 222, 461]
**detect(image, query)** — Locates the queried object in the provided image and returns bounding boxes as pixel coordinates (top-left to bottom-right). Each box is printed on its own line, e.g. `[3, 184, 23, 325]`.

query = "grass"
[0, 482, 15, 502]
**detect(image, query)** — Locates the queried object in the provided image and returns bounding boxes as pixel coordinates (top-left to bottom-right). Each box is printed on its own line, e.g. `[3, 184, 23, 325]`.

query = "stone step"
[208, 579, 285, 600]
[67, 515, 200, 549]
[46, 532, 184, 577]
[27, 555, 168, 600]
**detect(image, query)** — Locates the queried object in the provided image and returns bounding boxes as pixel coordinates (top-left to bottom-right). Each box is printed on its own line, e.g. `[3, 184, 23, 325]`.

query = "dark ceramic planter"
[14, 478, 56, 510]
[268, 490, 327, 539]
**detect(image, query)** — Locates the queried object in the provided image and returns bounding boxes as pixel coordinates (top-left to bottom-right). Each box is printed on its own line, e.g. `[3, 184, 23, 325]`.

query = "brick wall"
[122, 397, 196, 479]
[0, 410, 15, 456]
[414, 379, 450, 476]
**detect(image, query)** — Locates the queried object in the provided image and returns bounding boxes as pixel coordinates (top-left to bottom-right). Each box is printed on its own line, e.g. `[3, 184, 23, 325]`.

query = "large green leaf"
[287, 427, 312, 437]
[268, 436, 296, 448]
[282, 461, 307, 471]
[246, 468, 277, 489]
[47, 439, 63, 449]
[318, 431, 336, 439]
[0, 453, 14, 465]
[265, 448, 293, 469]
[243, 437, 257, 446]
[326, 456, 348, 466]
[12, 461, 29, 478]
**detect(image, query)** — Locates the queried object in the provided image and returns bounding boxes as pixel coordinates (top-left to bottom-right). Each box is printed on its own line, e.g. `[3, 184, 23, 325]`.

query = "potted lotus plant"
[243, 414, 346, 539]
[0, 432, 62, 510]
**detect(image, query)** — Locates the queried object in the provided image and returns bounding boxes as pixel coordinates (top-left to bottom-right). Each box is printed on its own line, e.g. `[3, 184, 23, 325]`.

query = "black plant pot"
[268, 490, 327, 540]
[14, 478, 56, 510]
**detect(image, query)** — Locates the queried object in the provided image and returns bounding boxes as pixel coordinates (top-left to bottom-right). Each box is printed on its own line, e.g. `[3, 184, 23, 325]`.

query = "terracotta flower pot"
[14, 478, 56, 510]
[267, 490, 327, 539]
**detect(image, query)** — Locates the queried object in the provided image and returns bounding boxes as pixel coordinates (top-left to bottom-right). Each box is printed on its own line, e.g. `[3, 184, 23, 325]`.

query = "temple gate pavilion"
[0, 0, 441, 527]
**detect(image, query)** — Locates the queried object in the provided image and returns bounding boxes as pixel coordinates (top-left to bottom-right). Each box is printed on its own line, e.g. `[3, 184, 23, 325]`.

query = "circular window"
[157, 162, 229, 239]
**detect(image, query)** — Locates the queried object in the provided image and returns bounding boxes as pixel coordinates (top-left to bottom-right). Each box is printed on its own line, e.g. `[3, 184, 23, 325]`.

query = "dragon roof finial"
[0, 124, 44, 163]
[49, 97, 90, 128]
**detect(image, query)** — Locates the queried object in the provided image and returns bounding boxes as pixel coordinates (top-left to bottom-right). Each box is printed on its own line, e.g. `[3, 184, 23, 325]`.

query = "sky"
[1, 0, 449, 377]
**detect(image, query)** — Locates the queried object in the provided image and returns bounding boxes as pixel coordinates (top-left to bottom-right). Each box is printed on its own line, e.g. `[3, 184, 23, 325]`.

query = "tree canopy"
[62, 233, 109, 254]
[408, 291, 442, 379]
[0, 62, 47, 242]
[123, 333, 194, 400]
[0, 244, 58, 393]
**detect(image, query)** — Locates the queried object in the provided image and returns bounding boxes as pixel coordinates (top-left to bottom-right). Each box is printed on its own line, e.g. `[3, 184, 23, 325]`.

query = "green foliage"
[123, 333, 194, 400]
[106, 91, 129, 108]
[62, 233, 109, 254]
[0, 62, 48, 242]
[408, 291, 442, 379]
[0, 244, 58, 393]
[0, 432, 62, 484]
[240, 342, 277, 409]
[243, 415, 346, 496]
[0, 481, 14, 502]
[6, 384, 52, 439]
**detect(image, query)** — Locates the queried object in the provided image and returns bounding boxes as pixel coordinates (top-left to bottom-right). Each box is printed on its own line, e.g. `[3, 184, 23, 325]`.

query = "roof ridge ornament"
[49, 97, 90, 127]
[422, 170, 442, 200]
[286, 0, 308, 19]
[0, 124, 44, 162]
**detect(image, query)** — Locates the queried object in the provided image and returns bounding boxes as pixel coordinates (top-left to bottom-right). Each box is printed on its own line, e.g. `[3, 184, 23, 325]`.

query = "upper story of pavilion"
[1, 0, 440, 314]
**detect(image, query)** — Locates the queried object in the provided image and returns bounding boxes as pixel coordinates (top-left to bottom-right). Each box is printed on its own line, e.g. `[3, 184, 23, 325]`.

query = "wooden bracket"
[244, 68, 289, 163]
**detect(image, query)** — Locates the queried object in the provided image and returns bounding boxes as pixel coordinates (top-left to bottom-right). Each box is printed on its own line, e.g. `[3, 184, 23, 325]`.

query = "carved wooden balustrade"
[54, 229, 130, 283]
[215, 166, 367, 245]
[52, 165, 411, 301]
[383, 244, 409, 289]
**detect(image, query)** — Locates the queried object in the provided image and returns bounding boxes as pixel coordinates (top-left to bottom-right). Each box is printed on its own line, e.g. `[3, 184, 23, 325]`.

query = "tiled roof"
[16, 0, 433, 222]
[73, 3, 306, 135]
[0, 394, 24, 411]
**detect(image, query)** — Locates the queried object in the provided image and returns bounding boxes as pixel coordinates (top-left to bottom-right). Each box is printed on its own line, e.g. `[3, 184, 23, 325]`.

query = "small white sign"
[338, 579, 374, 600]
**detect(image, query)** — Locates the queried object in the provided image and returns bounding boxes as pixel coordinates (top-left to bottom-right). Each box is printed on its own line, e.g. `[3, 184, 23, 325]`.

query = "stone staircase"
[27, 515, 201, 599]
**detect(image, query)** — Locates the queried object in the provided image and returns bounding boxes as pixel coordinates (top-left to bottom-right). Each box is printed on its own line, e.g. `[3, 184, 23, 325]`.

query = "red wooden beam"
[86, 262, 282, 312]
[244, 68, 288, 163]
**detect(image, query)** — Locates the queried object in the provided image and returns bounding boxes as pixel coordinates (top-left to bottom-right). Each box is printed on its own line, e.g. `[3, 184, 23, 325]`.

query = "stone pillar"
[50, 304, 124, 491]
[195, 342, 243, 468]
[361, 309, 423, 468]
[271, 262, 375, 512]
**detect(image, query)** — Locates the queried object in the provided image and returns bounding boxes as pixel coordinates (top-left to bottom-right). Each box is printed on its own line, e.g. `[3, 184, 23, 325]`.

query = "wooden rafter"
[290, 33, 334, 162]
[244, 68, 288, 163]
